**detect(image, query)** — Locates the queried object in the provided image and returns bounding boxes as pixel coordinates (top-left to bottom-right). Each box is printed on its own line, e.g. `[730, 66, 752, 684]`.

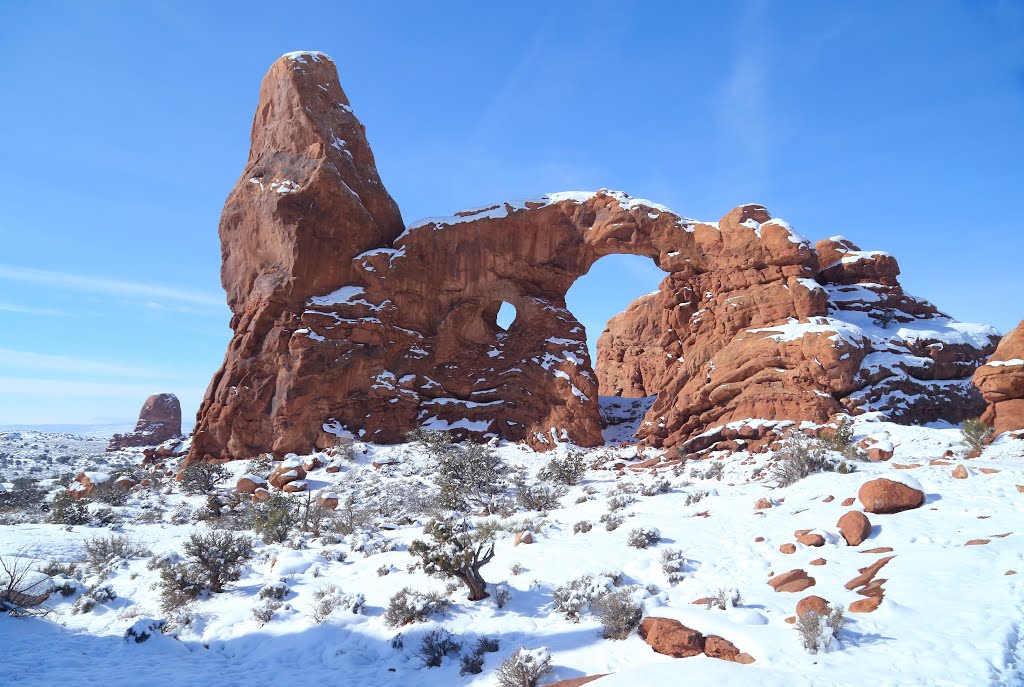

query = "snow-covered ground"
[1, 415, 1022, 687]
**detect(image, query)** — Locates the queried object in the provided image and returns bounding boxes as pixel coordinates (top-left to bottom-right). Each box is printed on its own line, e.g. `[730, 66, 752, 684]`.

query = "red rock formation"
[858, 477, 924, 514]
[189, 52, 1000, 462]
[973, 320, 1024, 434]
[107, 393, 181, 451]
[837, 510, 872, 546]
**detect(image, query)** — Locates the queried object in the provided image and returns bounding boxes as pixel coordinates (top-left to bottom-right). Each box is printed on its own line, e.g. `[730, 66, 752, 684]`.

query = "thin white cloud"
[0, 377, 186, 398]
[0, 302, 74, 317]
[0, 348, 174, 379]
[0, 263, 224, 308]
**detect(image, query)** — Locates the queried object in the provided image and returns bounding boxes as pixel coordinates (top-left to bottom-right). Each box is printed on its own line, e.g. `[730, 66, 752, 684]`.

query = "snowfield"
[1, 413, 1023, 687]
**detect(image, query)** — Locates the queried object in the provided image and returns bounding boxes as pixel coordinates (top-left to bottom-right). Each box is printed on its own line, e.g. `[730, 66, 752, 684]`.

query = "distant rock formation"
[107, 393, 182, 451]
[973, 320, 1024, 435]
[189, 51, 999, 462]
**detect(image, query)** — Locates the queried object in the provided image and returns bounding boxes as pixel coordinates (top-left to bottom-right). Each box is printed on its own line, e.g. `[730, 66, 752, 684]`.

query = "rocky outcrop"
[108, 393, 182, 451]
[973, 320, 1024, 434]
[189, 52, 1000, 462]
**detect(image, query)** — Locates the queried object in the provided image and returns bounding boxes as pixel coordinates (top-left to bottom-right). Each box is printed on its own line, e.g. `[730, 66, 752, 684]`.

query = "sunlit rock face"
[973, 320, 1024, 435]
[190, 52, 999, 462]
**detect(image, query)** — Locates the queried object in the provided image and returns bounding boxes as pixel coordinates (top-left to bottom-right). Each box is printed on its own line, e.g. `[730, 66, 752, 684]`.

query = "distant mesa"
[107, 392, 182, 451]
[972, 320, 1024, 436]
[188, 51, 1000, 463]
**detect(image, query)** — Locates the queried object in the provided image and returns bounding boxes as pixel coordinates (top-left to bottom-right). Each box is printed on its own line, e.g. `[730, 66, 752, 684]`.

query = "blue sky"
[1, 1, 1022, 426]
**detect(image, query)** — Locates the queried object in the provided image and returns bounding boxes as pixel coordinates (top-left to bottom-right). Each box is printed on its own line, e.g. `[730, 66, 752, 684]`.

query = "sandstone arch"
[189, 52, 998, 462]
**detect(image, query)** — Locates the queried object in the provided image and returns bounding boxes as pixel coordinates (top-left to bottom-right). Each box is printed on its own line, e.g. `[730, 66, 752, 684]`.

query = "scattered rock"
[822, 495, 835, 503]
[841, 497, 856, 506]
[837, 511, 872, 546]
[768, 569, 815, 593]
[754, 498, 773, 510]
[849, 596, 882, 613]
[964, 539, 990, 546]
[282, 480, 308, 493]
[796, 533, 826, 547]
[858, 477, 924, 514]
[268, 459, 307, 490]
[796, 595, 831, 617]
[317, 492, 339, 510]
[978, 467, 1000, 475]
[544, 677, 608, 687]
[952, 464, 969, 479]
[754, 536, 765, 543]
[891, 463, 923, 470]
[860, 547, 894, 554]
[252, 488, 270, 502]
[514, 531, 534, 546]
[809, 558, 827, 566]
[236, 475, 267, 493]
[704, 635, 754, 663]
[867, 441, 894, 462]
[113, 476, 137, 491]
[845, 556, 895, 590]
[640, 617, 705, 658]
[68, 471, 111, 499]
[780, 543, 797, 554]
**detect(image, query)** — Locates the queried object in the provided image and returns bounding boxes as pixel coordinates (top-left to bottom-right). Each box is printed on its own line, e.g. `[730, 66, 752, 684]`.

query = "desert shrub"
[416, 628, 462, 668]
[39, 560, 77, 578]
[348, 528, 398, 557]
[591, 587, 643, 639]
[183, 530, 254, 593]
[383, 587, 451, 627]
[328, 494, 374, 536]
[684, 489, 709, 506]
[705, 587, 742, 610]
[515, 483, 565, 512]
[0, 477, 47, 522]
[659, 548, 686, 585]
[962, 417, 994, 453]
[818, 416, 858, 457]
[327, 438, 355, 462]
[600, 513, 624, 531]
[72, 583, 116, 614]
[796, 605, 847, 653]
[606, 494, 635, 512]
[771, 434, 835, 487]
[83, 535, 149, 573]
[49, 491, 89, 526]
[696, 460, 724, 481]
[169, 502, 194, 525]
[409, 519, 495, 601]
[626, 527, 661, 549]
[552, 573, 622, 622]
[156, 564, 203, 612]
[252, 599, 281, 625]
[295, 491, 331, 537]
[0, 549, 53, 616]
[460, 651, 485, 676]
[250, 493, 294, 543]
[573, 520, 593, 534]
[309, 584, 365, 623]
[179, 462, 231, 495]
[408, 432, 508, 513]
[123, 618, 166, 643]
[641, 478, 672, 497]
[245, 453, 273, 475]
[495, 647, 553, 687]
[536, 451, 586, 486]
[258, 581, 289, 600]
[493, 583, 511, 609]
[510, 562, 525, 575]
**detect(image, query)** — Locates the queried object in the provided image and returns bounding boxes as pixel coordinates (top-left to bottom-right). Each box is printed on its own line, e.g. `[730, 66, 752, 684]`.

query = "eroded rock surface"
[190, 52, 1000, 462]
[108, 393, 182, 451]
[973, 320, 1024, 434]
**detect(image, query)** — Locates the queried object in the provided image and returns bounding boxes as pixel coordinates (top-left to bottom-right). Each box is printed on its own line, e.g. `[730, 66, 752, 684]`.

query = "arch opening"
[565, 253, 667, 442]
[496, 301, 517, 331]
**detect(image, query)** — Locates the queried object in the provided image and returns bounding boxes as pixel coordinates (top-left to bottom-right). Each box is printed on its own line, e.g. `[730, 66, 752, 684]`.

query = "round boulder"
[796, 595, 830, 617]
[858, 477, 924, 514]
[837, 510, 872, 546]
